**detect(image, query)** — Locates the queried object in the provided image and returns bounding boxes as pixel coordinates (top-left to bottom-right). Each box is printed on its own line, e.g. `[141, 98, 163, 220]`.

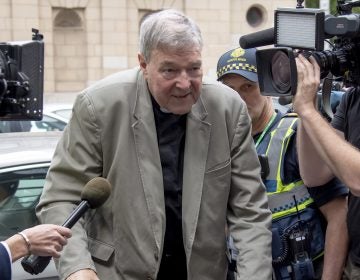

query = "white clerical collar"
[160, 107, 171, 113]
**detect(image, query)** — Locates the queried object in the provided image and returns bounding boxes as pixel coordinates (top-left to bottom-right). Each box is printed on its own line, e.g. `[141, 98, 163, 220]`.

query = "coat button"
[154, 253, 159, 261]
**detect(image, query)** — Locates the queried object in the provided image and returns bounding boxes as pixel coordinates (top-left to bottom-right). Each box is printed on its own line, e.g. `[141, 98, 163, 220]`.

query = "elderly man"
[37, 10, 272, 280]
[294, 51, 360, 279]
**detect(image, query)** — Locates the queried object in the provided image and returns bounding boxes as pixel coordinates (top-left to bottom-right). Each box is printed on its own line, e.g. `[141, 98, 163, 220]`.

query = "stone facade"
[0, 0, 295, 102]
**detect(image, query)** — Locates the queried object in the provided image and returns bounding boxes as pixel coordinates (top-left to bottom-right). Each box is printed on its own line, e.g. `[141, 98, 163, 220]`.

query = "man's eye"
[188, 67, 202, 77]
[161, 68, 178, 79]
[239, 84, 254, 92]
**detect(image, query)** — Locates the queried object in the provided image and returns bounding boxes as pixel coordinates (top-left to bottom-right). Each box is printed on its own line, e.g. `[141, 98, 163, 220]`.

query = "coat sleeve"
[227, 104, 273, 280]
[36, 92, 103, 279]
[0, 242, 12, 280]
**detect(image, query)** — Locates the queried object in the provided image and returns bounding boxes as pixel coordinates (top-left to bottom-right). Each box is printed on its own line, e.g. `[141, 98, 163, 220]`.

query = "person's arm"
[296, 118, 334, 186]
[294, 54, 334, 186]
[65, 269, 99, 280]
[4, 224, 72, 262]
[4, 235, 27, 263]
[294, 55, 360, 195]
[0, 241, 11, 271]
[228, 102, 272, 280]
[0, 241, 11, 257]
[318, 196, 348, 280]
[36, 93, 103, 279]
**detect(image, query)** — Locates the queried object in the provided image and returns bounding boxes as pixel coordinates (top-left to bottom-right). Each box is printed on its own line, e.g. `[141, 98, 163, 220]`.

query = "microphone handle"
[21, 255, 52, 275]
[21, 201, 90, 275]
[62, 200, 90, 228]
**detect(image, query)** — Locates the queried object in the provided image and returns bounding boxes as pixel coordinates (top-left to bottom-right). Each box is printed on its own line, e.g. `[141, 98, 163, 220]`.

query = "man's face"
[138, 47, 203, 115]
[221, 73, 268, 123]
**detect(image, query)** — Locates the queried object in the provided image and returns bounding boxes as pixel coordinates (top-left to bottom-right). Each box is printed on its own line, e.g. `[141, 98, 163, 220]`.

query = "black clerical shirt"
[151, 97, 187, 279]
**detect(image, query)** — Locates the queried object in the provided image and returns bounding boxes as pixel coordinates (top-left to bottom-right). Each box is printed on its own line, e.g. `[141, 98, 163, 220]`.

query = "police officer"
[217, 47, 348, 280]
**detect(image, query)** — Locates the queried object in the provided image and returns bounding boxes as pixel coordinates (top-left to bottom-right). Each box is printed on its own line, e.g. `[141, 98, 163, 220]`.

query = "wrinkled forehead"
[148, 46, 202, 64]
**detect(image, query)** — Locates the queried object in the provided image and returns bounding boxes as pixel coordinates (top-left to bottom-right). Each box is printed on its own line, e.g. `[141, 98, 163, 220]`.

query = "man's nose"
[176, 70, 191, 90]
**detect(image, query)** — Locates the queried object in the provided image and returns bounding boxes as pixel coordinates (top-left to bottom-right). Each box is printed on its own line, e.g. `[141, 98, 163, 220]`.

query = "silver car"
[0, 104, 72, 133]
[0, 131, 62, 279]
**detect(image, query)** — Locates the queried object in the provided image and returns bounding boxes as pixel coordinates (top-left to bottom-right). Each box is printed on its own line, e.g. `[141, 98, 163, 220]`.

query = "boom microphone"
[239, 27, 275, 49]
[21, 177, 111, 275]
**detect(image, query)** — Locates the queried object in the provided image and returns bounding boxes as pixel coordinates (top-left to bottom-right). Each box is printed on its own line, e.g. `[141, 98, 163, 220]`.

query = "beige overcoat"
[37, 67, 272, 280]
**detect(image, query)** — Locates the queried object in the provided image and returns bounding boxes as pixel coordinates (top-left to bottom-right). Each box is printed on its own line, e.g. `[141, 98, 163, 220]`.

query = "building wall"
[0, 0, 295, 102]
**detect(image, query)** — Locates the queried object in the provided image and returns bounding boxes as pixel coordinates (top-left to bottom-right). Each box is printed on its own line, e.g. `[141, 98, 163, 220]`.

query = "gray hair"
[139, 9, 203, 62]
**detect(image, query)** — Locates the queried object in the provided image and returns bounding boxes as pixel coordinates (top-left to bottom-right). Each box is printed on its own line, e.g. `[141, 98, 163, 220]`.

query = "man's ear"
[138, 53, 147, 71]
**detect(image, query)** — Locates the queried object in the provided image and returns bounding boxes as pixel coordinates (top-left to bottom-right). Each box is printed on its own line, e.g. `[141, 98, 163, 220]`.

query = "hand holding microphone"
[21, 177, 111, 275]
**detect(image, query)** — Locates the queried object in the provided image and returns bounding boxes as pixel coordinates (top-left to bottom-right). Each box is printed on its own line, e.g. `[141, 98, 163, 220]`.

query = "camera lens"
[270, 50, 291, 94]
[313, 49, 349, 79]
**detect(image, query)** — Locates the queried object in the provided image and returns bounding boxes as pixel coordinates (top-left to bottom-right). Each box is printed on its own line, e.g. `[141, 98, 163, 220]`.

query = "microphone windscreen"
[81, 177, 111, 209]
[239, 27, 275, 49]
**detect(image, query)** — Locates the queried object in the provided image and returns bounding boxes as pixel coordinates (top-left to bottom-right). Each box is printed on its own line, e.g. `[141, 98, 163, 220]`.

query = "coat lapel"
[182, 97, 211, 256]
[132, 73, 165, 251]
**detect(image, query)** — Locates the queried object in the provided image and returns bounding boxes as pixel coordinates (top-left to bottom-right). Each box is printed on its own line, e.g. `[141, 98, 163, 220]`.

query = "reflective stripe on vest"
[260, 114, 314, 220]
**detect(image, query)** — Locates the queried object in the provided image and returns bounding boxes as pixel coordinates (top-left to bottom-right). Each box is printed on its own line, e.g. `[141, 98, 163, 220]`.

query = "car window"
[0, 165, 49, 240]
[52, 108, 72, 120]
[0, 115, 67, 133]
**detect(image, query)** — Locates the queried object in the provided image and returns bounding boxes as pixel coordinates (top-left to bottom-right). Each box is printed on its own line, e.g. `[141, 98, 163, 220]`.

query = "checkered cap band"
[217, 62, 257, 78]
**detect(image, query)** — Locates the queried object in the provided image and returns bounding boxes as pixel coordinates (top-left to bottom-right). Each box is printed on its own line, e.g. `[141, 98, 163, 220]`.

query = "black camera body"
[255, 0, 360, 97]
[0, 29, 44, 120]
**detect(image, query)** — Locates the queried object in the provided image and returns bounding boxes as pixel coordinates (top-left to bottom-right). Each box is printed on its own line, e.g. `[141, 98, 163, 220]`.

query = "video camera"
[240, 0, 360, 97]
[0, 28, 44, 120]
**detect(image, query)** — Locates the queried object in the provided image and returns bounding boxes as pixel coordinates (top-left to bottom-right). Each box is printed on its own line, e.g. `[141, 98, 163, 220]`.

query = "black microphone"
[239, 27, 275, 49]
[21, 177, 111, 275]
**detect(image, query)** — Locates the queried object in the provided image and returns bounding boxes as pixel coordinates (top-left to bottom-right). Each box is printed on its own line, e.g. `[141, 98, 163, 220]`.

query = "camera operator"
[294, 54, 360, 279]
